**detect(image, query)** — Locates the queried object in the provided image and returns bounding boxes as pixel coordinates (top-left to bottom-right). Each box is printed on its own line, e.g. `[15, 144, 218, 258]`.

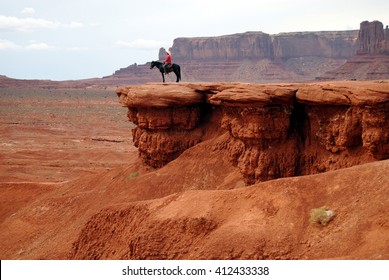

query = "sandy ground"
[0, 87, 136, 183]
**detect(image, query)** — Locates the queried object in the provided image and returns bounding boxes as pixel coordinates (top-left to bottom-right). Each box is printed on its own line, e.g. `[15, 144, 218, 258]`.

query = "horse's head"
[150, 61, 156, 69]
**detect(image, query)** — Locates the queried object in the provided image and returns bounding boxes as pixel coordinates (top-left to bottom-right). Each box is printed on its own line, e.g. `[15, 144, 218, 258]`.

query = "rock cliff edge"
[117, 81, 389, 184]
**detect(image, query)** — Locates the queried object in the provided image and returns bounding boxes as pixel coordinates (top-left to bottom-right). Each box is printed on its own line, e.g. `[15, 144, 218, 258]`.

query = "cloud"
[116, 39, 167, 50]
[25, 42, 53, 50]
[0, 39, 54, 51]
[66, 46, 88, 52]
[0, 15, 59, 32]
[21, 7, 35, 14]
[64, 21, 84, 29]
[0, 39, 19, 50]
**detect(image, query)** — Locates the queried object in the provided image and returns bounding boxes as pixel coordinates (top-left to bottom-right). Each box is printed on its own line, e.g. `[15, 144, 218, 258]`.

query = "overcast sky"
[1, 0, 388, 80]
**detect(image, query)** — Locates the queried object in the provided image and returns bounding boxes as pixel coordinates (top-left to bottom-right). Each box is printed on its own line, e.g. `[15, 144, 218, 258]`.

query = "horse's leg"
[175, 66, 181, 82]
[161, 73, 165, 83]
[175, 70, 179, 82]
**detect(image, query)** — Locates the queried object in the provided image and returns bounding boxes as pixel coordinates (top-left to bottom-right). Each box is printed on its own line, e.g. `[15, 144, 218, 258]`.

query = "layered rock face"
[169, 32, 275, 61]
[296, 84, 389, 175]
[208, 85, 300, 183]
[117, 82, 389, 184]
[109, 29, 360, 84]
[357, 21, 389, 55]
[157, 31, 357, 82]
[110, 21, 389, 84]
[166, 31, 356, 62]
[116, 84, 207, 167]
[273, 31, 356, 60]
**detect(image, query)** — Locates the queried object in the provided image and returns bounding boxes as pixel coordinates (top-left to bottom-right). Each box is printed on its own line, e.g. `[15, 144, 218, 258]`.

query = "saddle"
[164, 63, 173, 74]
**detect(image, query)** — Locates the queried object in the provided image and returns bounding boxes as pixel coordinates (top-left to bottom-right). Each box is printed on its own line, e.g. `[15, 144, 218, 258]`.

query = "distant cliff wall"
[167, 32, 275, 61]
[161, 31, 357, 62]
[273, 31, 356, 60]
[153, 30, 358, 83]
[110, 20, 389, 84]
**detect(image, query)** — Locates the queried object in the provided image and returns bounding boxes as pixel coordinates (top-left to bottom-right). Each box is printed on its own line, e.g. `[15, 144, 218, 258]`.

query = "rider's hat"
[166, 50, 171, 55]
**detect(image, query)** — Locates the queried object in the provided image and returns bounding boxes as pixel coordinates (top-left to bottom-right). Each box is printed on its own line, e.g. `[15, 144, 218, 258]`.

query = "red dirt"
[0, 87, 135, 183]
[0, 83, 388, 260]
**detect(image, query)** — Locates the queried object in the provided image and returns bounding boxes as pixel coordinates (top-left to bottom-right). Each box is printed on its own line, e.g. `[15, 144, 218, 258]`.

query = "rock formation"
[165, 31, 357, 63]
[357, 21, 389, 55]
[110, 21, 389, 84]
[107, 28, 359, 84]
[116, 84, 207, 167]
[273, 31, 356, 60]
[168, 32, 275, 61]
[320, 21, 389, 80]
[117, 81, 389, 185]
[161, 31, 357, 82]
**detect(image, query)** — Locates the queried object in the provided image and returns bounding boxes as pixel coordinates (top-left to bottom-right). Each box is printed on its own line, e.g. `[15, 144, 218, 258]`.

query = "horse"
[150, 61, 181, 83]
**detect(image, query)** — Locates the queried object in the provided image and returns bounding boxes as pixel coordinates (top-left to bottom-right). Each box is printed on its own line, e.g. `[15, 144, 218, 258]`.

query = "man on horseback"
[150, 50, 181, 82]
[163, 50, 172, 74]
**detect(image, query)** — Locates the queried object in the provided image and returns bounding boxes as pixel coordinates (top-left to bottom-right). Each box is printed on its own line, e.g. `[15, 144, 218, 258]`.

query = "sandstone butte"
[116, 81, 388, 184]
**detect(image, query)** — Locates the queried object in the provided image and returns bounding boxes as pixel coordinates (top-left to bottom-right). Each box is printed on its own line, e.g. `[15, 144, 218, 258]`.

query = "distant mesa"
[113, 29, 358, 84]
[110, 20, 389, 84]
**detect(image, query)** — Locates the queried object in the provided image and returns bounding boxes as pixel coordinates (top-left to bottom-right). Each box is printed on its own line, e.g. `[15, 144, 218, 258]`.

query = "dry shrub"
[310, 206, 335, 226]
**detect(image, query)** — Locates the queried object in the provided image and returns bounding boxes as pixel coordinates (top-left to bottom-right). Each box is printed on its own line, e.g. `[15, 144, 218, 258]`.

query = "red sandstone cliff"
[116, 81, 389, 185]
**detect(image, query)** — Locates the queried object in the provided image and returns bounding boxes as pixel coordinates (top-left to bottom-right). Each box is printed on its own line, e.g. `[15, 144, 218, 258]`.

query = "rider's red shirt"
[164, 54, 172, 64]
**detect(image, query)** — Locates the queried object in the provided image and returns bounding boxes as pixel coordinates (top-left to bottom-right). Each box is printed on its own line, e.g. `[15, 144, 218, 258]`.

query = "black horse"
[150, 61, 181, 83]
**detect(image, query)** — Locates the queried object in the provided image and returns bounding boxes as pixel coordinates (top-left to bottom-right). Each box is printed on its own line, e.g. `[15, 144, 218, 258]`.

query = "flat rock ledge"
[117, 81, 389, 184]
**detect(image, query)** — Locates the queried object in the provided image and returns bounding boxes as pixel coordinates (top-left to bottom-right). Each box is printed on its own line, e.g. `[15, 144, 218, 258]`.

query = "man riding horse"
[163, 50, 172, 74]
[150, 50, 181, 82]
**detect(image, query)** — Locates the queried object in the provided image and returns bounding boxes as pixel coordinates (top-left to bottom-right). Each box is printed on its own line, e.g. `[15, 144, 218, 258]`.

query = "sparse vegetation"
[127, 171, 140, 180]
[309, 206, 335, 226]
